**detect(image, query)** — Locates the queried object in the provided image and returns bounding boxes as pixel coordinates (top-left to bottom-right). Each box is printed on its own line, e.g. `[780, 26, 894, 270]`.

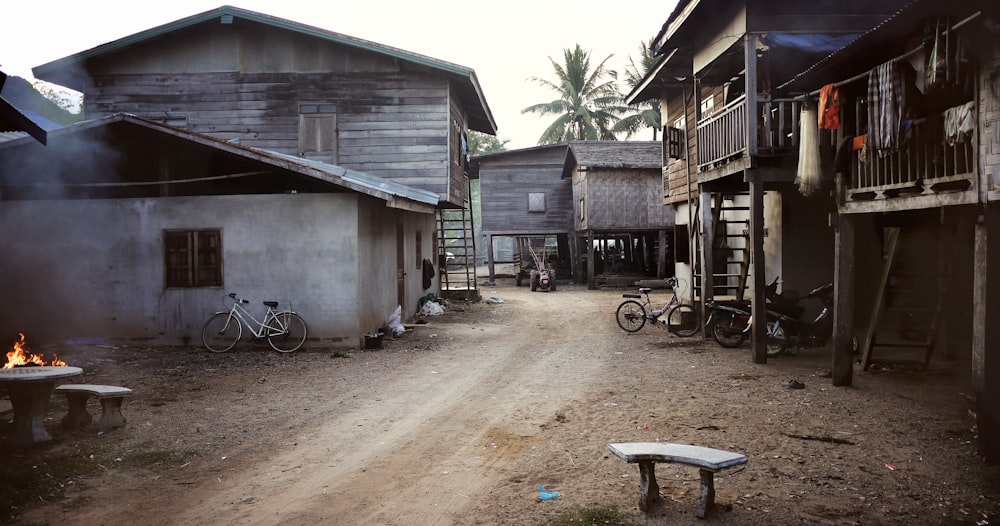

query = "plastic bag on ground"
[419, 300, 445, 316]
[385, 305, 405, 337]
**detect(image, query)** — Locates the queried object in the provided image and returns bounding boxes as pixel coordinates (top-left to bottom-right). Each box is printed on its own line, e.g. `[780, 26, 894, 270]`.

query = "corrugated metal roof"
[569, 141, 662, 169]
[0, 113, 439, 208]
[32, 5, 496, 134]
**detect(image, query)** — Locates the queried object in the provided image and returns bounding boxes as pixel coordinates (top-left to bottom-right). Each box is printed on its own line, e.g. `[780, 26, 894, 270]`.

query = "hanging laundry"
[818, 83, 841, 129]
[943, 101, 975, 145]
[867, 61, 904, 157]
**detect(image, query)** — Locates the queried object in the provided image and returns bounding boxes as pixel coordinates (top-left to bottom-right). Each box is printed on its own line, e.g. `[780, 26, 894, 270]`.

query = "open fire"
[3, 333, 67, 368]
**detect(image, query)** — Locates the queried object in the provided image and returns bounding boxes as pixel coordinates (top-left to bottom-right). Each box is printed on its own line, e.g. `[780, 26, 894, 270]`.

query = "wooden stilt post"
[833, 213, 856, 386]
[973, 208, 1000, 461]
[749, 174, 767, 364]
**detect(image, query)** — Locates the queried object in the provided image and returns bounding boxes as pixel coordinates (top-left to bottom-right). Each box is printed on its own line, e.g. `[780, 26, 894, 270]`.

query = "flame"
[3, 333, 67, 368]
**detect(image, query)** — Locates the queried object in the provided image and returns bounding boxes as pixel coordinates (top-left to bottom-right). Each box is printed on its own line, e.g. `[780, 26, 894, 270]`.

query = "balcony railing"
[697, 95, 747, 170]
[696, 97, 806, 173]
[848, 111, 975, 200]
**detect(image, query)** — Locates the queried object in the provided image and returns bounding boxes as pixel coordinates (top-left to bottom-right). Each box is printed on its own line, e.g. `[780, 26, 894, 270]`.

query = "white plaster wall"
[0, 193, 413, 348]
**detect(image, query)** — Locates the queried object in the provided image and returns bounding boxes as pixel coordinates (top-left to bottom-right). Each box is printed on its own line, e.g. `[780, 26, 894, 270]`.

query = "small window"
[579, 197, 585, 221]
[165, 230, 222, 288]
[299, 104, 338, 163]
[528, 192, 546, 213]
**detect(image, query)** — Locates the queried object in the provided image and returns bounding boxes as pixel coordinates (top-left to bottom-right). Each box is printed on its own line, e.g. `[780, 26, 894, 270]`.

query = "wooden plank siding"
[664, 90, 699, 205]
[478, 146, 574, 234]
[84, 71, 461, 204]
[446, 89, 470, 207]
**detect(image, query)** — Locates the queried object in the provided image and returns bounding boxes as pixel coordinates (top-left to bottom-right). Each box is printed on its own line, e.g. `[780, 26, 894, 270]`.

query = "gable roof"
[32, 5, 497, 134]
[568, 141, 662, 170]
[0, 113, 438, 210]
[0, 70, 48, 144]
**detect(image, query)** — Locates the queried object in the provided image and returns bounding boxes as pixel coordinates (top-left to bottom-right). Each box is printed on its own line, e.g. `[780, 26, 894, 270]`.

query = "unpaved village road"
[4, 281, 999, 525]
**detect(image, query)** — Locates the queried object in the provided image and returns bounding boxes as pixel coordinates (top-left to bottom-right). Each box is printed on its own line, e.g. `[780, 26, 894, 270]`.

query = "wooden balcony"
[696, 97, 805, 176]
[697, 95, 747, 171]
[845, 111, 976, 211]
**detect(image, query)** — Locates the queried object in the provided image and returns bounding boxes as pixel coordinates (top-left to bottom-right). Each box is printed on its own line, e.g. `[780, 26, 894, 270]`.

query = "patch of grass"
[541, 504, 641, 526]
[116, 449, 183, 468]
[0, 449, 103, 521]
[0, 443, 185, 522]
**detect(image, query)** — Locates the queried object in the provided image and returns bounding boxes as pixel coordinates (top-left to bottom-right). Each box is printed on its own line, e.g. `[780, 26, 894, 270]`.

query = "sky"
[1, 0, 677, 149]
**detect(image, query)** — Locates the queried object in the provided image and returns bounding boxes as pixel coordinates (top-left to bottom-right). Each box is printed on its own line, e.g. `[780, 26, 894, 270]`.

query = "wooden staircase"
[692, 193, 752, 300]
[860, 225, 952, 370]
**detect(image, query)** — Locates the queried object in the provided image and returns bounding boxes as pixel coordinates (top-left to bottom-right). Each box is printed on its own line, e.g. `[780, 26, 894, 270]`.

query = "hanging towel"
[943, 101, 975, 145]
[818, 84, 841, 129]
[867, 61, 903, 157]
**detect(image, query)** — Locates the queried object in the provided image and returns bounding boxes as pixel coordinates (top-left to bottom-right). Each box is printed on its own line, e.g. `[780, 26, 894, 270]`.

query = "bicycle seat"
[263, 301, 279, 308]
[638, 287, 653, 294]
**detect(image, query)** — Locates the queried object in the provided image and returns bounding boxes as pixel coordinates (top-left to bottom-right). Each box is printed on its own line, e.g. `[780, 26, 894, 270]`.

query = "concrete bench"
[609, 442, 747, 518]
[54, 384, 133, 432]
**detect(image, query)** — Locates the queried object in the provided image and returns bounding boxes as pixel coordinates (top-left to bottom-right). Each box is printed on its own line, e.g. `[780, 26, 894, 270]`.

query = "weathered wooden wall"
[582, 168, 674, 231]
[79, 20, 467, 207]
[664, 90, 699, 205]
[478, 146, 573, 235]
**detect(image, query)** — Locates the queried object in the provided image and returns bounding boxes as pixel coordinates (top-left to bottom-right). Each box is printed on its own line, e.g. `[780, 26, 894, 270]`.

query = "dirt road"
[5, 281, 999, 525]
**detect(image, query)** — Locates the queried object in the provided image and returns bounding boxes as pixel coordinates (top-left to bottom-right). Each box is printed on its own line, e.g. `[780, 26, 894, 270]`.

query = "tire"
[766, 321, 788, 357]
[710, 311, 747, 347]
[202, 312, 241, 353]
[666, 304, 700, 337]
[616, 300, 647, 332]
[267, 312, 308, 353]
[530, 271, 538, 291]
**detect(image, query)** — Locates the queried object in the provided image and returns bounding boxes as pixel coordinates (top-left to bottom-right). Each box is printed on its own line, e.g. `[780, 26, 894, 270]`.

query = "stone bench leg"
[61, 393, 93, 429]
[696, 469, 716, 519]
[97, 397, 127, 431]
[637, 461, 661, 511]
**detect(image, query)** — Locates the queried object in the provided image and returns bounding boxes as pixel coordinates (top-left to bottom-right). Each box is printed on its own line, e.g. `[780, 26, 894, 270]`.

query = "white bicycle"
[201, 293, 307, 353]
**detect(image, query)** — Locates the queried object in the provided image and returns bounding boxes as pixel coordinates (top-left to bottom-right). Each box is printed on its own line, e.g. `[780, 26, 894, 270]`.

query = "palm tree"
[522, 44, 627, 144]
[615, 40, 662, 140]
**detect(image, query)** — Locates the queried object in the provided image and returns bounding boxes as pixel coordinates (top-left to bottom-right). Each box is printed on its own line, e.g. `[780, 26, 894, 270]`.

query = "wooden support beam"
[973, 208, 1000, 461]
[587, 231, 596, 290]
[832, 213, 855, 386]
[700, 191, 715, 304]
[748, 175, 767, 363]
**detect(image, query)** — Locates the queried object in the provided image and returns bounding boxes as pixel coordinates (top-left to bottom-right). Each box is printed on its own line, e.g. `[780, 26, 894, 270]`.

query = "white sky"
[0, 0, 677, 149]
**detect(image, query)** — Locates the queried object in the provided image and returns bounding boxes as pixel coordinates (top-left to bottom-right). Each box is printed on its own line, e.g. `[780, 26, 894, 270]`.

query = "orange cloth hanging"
[818, 83, 841, 129]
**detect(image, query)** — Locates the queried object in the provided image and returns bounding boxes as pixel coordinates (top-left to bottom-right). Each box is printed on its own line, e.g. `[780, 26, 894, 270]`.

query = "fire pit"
[1, 334, 81, 447]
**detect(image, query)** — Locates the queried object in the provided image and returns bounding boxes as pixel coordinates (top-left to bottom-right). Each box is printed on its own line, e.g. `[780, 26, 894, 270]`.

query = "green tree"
[615, 40, 662, 140]
[467, 130, 508, 156]
[521, 44, 627, 144]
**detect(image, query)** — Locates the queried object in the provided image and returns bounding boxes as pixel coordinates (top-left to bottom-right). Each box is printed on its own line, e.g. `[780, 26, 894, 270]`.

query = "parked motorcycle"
[705, 298, 752, 348]
[706, 277, 840, 357]
[763, 282, 835, 356]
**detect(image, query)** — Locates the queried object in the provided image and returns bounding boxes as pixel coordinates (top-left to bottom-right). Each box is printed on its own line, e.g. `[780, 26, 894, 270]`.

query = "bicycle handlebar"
[227, 292, 250, 304]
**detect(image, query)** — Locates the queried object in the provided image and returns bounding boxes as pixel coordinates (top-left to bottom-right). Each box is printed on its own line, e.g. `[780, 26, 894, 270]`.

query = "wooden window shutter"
[667, 126, 683, 160]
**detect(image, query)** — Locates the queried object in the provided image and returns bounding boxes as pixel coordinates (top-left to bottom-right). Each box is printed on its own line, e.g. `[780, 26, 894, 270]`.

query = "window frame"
[164, 229, 223, 288]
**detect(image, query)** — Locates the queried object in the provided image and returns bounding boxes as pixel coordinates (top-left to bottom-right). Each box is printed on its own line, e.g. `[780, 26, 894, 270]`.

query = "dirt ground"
[2, 278, 998, 525]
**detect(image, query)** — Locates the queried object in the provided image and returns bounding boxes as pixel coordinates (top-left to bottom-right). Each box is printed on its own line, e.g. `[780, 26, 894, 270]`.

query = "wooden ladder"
[436, 208, 478, 292]
[860, 225, 952, 371]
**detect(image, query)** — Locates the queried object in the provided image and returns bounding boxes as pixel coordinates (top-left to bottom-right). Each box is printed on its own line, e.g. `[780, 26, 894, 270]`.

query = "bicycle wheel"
[202, 313, 241, 353]
[267, 312, 308, 353]
[616, 300, 647, 332]
[710, 311, 747, 348]
[666, 304, 700, 337]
